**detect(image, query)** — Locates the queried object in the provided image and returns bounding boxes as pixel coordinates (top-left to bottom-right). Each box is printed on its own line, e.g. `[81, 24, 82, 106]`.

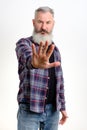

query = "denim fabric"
[17, 104, 60, 130]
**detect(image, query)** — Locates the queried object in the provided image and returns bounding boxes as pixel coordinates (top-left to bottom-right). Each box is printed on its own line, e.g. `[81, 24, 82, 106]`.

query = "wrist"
[31, 62, 38, 69]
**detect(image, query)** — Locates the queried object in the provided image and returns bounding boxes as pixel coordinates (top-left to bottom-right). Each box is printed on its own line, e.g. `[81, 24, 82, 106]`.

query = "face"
[33, 11, 54, 35]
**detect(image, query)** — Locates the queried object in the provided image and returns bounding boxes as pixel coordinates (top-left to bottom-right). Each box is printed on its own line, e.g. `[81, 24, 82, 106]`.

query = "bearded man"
[16, 6, 68, 130]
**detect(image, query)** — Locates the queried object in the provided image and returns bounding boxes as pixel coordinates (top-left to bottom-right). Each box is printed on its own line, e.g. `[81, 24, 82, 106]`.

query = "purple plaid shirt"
[15, 36, 66, 113]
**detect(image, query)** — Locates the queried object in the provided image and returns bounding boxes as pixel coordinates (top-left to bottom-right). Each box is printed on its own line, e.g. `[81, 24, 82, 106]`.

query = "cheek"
[34, 24, 41, 32]
[48, 25, 54, 32]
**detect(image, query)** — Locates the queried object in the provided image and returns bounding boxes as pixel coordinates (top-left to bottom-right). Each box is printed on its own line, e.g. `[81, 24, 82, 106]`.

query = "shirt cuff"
[26, 58, 37, 69]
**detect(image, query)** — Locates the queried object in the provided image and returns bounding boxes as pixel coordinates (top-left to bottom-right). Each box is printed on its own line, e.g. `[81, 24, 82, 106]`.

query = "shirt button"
[48, 77, 50, 79]
[46, 87, 48, 89]
[45, 97, 47, 100]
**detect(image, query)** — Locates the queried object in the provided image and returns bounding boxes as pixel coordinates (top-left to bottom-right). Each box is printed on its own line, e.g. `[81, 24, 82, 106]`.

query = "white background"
[0, 0, 87, 130]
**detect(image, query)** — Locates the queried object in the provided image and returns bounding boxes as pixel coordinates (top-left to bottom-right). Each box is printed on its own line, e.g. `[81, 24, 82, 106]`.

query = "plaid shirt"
[15, 36, 66, 113]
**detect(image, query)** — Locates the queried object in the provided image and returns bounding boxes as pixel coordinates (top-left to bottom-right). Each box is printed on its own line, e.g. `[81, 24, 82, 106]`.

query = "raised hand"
[31, 41, 60, 69]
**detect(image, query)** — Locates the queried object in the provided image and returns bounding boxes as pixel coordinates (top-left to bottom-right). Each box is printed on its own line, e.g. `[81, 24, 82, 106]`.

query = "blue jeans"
[17, 104, 60, 130]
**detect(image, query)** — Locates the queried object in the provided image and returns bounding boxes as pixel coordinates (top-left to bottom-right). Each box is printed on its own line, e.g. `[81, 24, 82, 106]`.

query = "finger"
[59, 118, 65, 125]
[32, 44, 37, 55]
[59, 118, 67, 125]
[38, 42, 44, 55]
[43, 41, 49, 54]
[59, 116, 68, 125]
[59, 120, 64, 125]
[46, 44, 55, 58]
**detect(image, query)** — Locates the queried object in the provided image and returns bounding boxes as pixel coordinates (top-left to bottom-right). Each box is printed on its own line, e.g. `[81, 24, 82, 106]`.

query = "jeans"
[17, 104, 60, 130]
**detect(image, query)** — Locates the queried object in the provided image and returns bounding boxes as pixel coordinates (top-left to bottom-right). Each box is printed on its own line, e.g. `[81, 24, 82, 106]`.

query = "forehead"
[35, 11, 54, 21]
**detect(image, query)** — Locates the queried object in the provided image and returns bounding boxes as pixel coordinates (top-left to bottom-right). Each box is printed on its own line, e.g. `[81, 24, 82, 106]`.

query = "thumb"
[47, 61, 61, 68]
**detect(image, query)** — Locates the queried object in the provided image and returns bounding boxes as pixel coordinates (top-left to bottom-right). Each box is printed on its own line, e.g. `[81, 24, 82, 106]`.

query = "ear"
[53, 20, 55, 26]
[32, 19, 35, 26]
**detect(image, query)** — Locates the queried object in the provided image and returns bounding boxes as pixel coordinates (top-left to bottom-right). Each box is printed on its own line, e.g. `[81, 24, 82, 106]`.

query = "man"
[16, 6, 68, 130]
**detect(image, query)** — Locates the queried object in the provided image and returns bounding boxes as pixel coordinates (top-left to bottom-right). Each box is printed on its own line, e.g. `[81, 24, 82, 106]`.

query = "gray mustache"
[39, 29, 48, 33]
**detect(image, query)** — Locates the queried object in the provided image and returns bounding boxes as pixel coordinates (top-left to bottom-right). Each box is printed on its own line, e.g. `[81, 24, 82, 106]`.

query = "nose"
[41, 23, 47, 30]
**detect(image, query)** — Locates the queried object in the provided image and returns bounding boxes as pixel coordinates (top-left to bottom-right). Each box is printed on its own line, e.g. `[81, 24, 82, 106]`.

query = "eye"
[46, 21, 51, 24]
[37, 20, 43, 24]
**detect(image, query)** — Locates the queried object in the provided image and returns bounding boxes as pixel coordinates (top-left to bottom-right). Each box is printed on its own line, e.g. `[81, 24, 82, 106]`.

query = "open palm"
[31, 41, 60, 69]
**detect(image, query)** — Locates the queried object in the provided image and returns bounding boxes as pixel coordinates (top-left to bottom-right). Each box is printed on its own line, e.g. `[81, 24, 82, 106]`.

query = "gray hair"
[35, 6, 54, 17]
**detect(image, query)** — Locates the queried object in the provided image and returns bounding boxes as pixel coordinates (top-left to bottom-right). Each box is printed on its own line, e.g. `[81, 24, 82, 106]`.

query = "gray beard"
[32, 31, 53, 45]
